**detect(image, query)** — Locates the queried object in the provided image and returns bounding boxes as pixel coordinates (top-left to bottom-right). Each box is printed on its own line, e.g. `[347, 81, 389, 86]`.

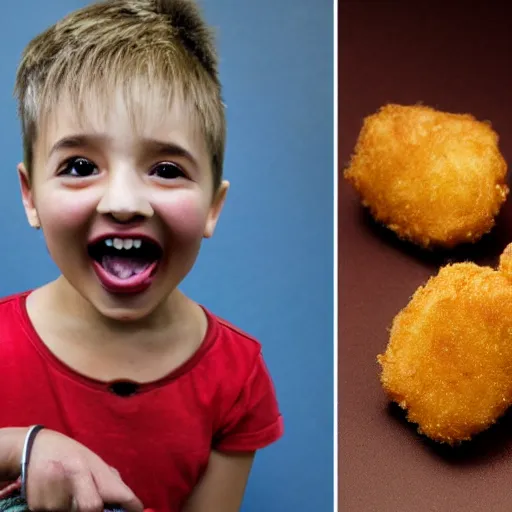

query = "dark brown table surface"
[339, 2, 512, 511]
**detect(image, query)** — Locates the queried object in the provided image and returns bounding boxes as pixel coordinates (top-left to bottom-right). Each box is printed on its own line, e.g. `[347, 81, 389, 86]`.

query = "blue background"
[1, 1, 333, 510]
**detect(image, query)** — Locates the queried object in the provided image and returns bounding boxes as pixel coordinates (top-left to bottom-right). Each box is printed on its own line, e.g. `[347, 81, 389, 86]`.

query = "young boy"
[0, 1, 283, 511]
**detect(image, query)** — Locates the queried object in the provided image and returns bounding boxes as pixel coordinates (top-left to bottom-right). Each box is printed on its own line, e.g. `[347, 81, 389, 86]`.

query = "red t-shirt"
[0, 291, 283, 511]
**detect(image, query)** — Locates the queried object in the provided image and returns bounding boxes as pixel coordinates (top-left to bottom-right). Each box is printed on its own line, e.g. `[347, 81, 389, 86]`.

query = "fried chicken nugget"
[378, 245, 512, 444]
[345, 104, 509, 248]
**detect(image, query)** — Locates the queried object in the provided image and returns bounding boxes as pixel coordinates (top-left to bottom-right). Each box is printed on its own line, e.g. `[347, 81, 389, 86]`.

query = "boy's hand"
[24, 429, 143, 512]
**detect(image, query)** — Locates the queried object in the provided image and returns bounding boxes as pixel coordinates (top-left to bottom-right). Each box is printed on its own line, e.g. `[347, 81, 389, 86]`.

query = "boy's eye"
[150, 162, 185, 180]
[59, 157, 99, 177]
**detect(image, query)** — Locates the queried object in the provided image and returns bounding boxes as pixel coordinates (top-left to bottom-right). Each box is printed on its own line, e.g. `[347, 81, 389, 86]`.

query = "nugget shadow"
[358, 205, 512, 269]
[387, 402, 512, 466]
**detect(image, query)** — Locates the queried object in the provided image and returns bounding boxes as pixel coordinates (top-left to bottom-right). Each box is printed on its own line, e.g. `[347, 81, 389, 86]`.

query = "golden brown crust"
[345, 104, 509, 248]
[378, 244, 512, 444]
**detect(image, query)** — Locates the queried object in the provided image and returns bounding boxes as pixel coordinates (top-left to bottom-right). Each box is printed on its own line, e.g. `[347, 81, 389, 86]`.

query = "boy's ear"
[204, 180, 229, 238]
[17, 163, 40, 229]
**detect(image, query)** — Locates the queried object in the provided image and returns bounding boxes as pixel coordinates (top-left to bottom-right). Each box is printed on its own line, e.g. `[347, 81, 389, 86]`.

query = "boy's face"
[18, 91, 228, 322]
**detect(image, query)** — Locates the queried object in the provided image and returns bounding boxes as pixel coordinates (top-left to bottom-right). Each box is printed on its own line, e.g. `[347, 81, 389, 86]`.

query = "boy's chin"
[95, 302, 159, 323]
[85, 285, 171, 324]
[58, 268, 179, 323]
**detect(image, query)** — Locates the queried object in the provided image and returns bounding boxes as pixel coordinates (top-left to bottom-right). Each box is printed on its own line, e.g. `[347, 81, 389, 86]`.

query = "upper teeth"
[105, 238, 143, 250]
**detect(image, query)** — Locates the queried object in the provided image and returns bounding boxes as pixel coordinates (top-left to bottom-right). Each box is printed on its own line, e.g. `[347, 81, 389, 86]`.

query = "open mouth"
[88, 236, 163, 294]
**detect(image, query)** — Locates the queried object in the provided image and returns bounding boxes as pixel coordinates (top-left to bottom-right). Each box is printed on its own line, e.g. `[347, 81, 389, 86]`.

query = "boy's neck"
[24, 277, 208, 383]
[32, 276, 202, 348]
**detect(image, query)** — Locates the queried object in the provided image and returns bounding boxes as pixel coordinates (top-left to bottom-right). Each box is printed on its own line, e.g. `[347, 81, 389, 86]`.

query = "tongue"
[102, 255, 152, 280]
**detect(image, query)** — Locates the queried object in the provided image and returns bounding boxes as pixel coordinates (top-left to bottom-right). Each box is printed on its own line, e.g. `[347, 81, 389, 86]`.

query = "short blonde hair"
[14, 0, 226, 190]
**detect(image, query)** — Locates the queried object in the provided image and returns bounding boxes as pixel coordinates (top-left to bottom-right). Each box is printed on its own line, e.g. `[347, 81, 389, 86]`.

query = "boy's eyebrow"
[48, 135, 92, 157]
[48, 135, 200, 169]
[141, 138, 200, 170]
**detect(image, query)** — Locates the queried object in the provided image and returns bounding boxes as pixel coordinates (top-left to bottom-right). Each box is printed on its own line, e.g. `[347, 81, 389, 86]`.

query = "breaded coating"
[344, 104, 509, 248]
[378, 245, 512, 444]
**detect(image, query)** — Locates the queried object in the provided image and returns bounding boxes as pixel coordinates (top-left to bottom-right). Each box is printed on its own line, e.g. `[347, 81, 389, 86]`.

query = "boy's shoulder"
[0, 290, 27, 305]
[213, 313, 261, 345]
[203, 308, 265, 372]
[0, 291, 32, 352]
[0, 291, 27, 318]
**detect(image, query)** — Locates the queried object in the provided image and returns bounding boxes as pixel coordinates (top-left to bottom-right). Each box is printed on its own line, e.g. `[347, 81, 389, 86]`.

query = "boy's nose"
[96, 170, 154, 221]
[108, 210, 147, 224]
